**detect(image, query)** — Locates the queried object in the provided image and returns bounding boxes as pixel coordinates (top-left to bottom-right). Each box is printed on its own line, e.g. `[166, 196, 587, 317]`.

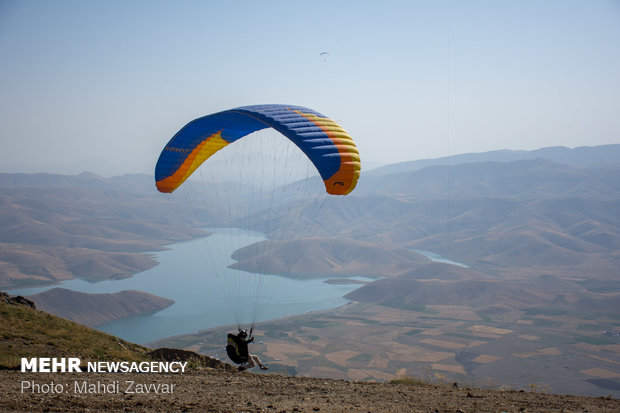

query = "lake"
[8, 228, 375, 344]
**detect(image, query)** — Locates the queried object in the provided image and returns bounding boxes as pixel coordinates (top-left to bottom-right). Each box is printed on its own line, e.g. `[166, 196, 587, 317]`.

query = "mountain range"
[1, 144, 619, 395]
[2, 144, 619, 293]
[365, 144, 620, 176]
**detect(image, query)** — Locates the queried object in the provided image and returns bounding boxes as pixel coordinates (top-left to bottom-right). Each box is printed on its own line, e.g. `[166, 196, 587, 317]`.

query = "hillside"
[258, 157, 620, 281]
[0, 291, 233, 371]
[345, 268, 620, 315]
[360, 158, 620, 199]
[0, 173, 212, 288]
[1, 294, 619, 412]
[28, 288, 175, 326]
[230, 237, 430, 276]
[0, 291, 151, 367]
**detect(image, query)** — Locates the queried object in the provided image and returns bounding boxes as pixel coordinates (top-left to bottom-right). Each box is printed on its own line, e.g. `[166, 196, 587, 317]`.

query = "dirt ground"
[2, 368, 619, 412]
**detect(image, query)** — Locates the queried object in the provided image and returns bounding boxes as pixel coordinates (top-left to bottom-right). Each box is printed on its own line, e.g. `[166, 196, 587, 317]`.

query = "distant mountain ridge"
[345, 267, 620, 315]
[366, 144, 620, 177]
[358, 158, 620, 199]
[0, 171, 153, 192]
[263, 147, 620, 281]
[0, 175, 211, 289]
[2, 144, 619, 287]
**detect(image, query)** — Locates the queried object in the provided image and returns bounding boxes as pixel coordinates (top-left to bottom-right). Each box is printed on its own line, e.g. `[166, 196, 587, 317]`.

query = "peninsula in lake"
[27, 288, 174, 326]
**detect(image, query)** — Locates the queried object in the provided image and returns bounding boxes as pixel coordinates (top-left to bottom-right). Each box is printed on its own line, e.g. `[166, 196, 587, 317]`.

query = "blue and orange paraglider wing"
[155, 104, 361, 195]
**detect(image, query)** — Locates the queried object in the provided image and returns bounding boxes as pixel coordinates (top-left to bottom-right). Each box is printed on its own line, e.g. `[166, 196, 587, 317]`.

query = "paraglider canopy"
[155, 104, 360, 195]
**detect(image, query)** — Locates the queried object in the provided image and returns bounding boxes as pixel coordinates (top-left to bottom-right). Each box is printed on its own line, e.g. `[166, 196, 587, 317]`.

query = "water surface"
[9, 228, 374, 344]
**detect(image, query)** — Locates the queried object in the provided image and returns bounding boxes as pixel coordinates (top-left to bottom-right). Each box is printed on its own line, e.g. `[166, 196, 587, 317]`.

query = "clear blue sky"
[1, 0, 619, 175]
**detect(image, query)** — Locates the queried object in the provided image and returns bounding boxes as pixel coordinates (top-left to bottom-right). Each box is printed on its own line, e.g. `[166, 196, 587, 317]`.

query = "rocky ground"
[2, 368, 619, 412]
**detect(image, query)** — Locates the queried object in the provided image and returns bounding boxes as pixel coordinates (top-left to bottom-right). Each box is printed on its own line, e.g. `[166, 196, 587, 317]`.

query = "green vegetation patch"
[328, 315, 379, 324]
[386, 300, 427, 312]
[150, 334, 202, 349]
[573, 335, 617, 346]
[444, 332, 477, 340]
[348, 353, 372, 363]
[302, 320, 335, 329]
[0, 301, 150, 369]
[263, 324, 296, 339]
[475, 311, 493, 323]
[577, 279, 620, 293]
[525, 306, 569, 317]
[577, 323, 603, 331]
[529, 318, 563, 328]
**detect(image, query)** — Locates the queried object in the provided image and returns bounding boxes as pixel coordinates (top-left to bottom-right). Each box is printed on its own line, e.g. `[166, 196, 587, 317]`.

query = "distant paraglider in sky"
[320, 51, 329, 62]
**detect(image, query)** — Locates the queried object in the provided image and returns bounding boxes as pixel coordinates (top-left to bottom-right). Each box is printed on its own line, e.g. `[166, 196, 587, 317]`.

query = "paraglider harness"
[226, 328, 254, 365]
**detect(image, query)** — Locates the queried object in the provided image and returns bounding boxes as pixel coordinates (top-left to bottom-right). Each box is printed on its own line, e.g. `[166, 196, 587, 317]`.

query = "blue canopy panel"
[155, 104, 360, 195]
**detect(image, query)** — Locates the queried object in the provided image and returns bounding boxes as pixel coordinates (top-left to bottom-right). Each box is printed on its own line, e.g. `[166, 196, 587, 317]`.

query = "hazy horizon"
[0, 142, 616, 180]
[1, 0, 619, 177]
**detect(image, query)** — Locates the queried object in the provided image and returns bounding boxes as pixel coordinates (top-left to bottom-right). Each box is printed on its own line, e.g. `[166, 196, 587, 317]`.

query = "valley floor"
[158, 301, 620, 398]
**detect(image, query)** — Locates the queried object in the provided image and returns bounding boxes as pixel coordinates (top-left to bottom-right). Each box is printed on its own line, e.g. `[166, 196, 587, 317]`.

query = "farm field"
[157, 300, 620, 397]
